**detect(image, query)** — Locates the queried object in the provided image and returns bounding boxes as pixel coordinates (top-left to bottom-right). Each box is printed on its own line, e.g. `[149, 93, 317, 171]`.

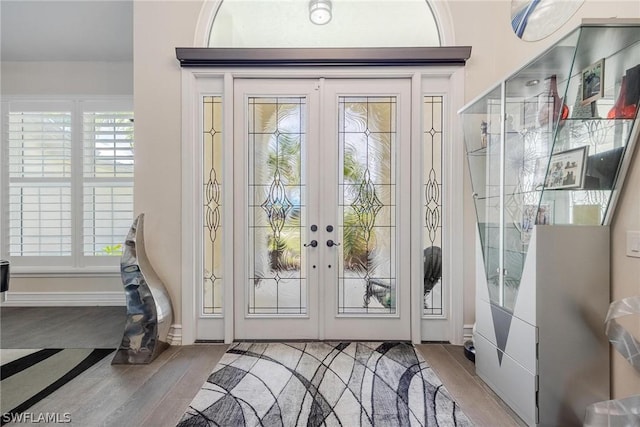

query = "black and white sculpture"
[112, 214, 173, 364]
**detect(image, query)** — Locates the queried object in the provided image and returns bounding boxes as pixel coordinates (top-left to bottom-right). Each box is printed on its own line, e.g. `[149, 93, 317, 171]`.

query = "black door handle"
[304, 240, 318, 248]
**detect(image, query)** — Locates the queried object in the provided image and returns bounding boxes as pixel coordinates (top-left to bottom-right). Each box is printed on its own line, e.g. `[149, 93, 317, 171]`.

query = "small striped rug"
[0, 348, 114, 425]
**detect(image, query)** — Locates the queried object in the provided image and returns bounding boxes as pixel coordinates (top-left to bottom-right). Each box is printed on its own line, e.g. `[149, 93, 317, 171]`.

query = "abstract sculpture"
[424, 246, 442, 300]
[363, 246, 442, 310]
[112, 213, 173, 364]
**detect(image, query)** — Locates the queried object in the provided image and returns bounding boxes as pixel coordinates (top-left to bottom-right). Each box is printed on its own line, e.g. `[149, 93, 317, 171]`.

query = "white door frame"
[180, 67, 465, 345]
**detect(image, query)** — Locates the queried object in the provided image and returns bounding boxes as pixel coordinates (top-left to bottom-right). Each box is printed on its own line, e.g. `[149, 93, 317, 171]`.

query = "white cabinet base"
[475, 226, 610, 426]
[475, 332, 537, 425]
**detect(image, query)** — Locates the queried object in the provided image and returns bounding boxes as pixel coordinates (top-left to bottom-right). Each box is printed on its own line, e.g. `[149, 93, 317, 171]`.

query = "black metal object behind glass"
[1, 260, 9, 293]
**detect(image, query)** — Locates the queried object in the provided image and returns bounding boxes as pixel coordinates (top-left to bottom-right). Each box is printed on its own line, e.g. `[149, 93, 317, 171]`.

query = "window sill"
[9, 267, 121, 278]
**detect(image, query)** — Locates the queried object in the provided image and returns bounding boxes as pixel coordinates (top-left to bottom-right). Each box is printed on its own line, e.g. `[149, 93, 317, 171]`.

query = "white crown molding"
[0, 291, 125, 306]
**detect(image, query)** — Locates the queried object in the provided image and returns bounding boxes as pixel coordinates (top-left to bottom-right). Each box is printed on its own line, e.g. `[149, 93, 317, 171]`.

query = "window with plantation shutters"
[1, 98, 134, 270]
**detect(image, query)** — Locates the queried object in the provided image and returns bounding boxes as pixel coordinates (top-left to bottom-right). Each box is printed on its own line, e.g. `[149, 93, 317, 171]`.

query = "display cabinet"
[461, 22, 640, 426]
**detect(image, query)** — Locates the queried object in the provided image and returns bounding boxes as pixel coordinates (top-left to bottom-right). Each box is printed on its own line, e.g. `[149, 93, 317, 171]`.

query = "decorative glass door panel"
[337, 96, 397, 315]
[203, 96, 223, 315]
[247, 96, 307, 315]
[234, 80, 320, 340]
[323, 79, 411, 340]
[423, 95, 443, 316]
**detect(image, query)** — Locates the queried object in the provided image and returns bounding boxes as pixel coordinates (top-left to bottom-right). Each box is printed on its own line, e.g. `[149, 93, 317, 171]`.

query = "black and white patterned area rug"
[177, 342, 472, 426]
[0, 348, 115, 425]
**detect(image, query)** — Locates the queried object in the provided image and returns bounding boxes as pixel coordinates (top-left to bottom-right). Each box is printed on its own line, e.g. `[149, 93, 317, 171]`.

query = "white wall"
[1, 61, 133, 95]
[610, 141, 640, 399]
[6, 276, 121, 294]
[134, 0, 204, 323]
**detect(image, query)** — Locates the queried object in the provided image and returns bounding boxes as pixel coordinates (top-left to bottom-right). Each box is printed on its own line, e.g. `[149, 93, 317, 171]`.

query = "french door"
[233, 78, 412, 340]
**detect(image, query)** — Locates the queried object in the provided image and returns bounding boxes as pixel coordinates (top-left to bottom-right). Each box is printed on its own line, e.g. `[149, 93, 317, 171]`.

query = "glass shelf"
[461, 23, 640, 312]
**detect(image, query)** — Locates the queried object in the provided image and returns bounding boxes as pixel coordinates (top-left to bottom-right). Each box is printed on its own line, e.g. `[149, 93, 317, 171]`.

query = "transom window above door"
[208, 0, 441, 48]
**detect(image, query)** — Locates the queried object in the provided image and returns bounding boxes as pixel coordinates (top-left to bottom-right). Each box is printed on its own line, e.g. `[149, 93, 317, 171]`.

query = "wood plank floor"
[1, 307, 525, 426]
[1, 307, 126, 348]
[416, 344, 527, 427]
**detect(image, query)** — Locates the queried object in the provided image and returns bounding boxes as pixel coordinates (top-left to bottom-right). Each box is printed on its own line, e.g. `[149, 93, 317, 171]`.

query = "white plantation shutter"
[2, 99, 134, 270]
[8, 111, 72, 178]
[83, 111, 134, 178]
[7, 109, 73, 257]
[83, 111, 134, 256]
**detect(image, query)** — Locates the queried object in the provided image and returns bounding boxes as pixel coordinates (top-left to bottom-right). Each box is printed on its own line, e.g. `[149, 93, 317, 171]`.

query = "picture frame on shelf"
[544, 146, 589, 190]
[581, 59, 605, 105]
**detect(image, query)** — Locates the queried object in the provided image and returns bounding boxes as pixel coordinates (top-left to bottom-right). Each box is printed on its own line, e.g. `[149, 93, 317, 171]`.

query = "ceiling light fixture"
[309, 0, 332, 25]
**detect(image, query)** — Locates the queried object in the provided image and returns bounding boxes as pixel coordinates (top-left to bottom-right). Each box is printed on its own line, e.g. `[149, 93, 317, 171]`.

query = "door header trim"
[175, 47, 471, 67]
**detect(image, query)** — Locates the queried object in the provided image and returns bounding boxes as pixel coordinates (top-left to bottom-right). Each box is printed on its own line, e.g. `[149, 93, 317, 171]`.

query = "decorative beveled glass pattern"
[352, 169, 384, 241]
[261, 169, 293, 240]
[423, 96, 443, 316]
[248, 97, 306, 315]
[203, 96, 223, 315]
[338, 96, 397, 314]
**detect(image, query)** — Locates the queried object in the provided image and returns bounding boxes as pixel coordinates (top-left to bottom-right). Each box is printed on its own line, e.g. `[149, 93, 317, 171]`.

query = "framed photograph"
[581, 59, 605, 104]
[544, 146, 589, 190]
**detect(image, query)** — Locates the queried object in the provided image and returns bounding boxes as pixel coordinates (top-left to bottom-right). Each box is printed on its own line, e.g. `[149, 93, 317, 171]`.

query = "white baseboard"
[167, 324, 182, 346]
[463, 323, 475, 341]
[0, 291, 126, 306]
